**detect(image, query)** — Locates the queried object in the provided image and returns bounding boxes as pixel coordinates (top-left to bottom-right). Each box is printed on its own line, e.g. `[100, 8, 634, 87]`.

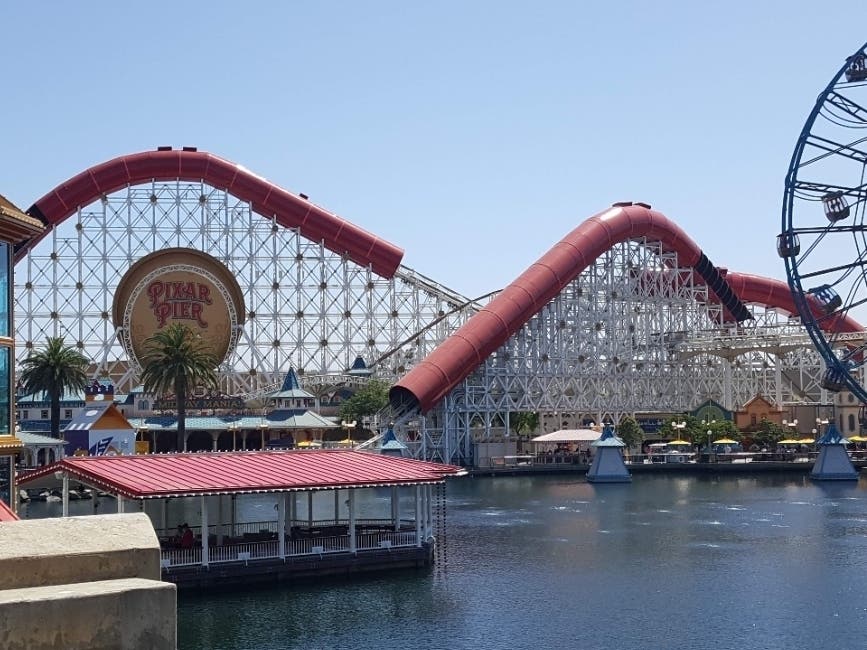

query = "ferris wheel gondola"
[781, 41, 867, 401]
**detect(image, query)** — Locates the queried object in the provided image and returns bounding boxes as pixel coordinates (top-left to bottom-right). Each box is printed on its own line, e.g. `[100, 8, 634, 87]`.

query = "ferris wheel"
[781, 41, 867, 402]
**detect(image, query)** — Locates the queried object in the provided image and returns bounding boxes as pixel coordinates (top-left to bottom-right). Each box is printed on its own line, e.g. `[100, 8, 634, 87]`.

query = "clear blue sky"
[2, 2, 865, 299]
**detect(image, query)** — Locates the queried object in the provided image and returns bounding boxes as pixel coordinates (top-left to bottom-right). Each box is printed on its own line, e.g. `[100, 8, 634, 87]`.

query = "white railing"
[160, 527, 420, 569]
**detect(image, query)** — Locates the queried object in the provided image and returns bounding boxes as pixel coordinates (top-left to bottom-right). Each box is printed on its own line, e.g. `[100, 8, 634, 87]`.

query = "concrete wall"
[0, 513, 176, 649]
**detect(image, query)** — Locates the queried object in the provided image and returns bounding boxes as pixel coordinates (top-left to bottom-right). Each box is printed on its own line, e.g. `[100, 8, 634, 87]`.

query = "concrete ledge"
[0, 577, 176, 650]
[0, 513, 160, 589]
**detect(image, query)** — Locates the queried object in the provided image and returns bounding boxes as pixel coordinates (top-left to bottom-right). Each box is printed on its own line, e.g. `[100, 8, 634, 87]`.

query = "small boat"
[68, 487, 93, 500]
[41, 490, 62, 503]
[18, 489, 30, 503]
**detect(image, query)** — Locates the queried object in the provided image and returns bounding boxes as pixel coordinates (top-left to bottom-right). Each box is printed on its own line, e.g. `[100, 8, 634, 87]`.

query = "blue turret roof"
[347, 356, 373, 377]
[269, 368, 314, 400]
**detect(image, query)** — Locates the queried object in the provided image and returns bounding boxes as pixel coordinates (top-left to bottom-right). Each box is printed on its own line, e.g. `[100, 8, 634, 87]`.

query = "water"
[25, 474, 867, 649]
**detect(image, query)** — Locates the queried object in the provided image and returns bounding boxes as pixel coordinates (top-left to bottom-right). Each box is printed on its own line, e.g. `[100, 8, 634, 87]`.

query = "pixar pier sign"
[112, 249, 246, 369]
[147, 280, 213, 328]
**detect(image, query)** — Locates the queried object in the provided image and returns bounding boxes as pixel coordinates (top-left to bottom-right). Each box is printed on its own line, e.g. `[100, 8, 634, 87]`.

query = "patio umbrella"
[668, 440, 692, 446]
[796, 438, 816, 445]
[778, 439, 801, 445]
[848, 435, 867, 443]
[712, 438, 738, 445]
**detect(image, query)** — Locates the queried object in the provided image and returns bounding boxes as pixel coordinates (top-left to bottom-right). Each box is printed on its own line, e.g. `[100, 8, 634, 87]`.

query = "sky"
[2, 1, 866, 300]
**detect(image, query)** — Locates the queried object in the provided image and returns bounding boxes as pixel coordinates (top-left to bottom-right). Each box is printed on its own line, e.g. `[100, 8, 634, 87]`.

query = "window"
[138, 400, 149, 411]
[849, 414, 857, 432]
[40, 410, 48, 419]
[21, 410, 28, 420]
[64, 409, 73, 419]
[0, 243, 9, 337]
[750, 414, 757, 426]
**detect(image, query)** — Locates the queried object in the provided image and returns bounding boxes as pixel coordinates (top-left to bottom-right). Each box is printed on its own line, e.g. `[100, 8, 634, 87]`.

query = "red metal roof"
[391, 204, 864, 413]
[18, 450, 465, 499]
[0, 499, 18, 521]
[23, 148, 404, 277]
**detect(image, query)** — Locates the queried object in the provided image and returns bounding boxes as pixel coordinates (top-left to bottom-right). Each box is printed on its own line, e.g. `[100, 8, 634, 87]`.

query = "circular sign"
[112, 249, 245, 369]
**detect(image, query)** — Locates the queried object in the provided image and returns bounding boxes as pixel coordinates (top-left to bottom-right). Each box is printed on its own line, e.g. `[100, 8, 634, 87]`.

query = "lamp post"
[701, 419, 716, 452]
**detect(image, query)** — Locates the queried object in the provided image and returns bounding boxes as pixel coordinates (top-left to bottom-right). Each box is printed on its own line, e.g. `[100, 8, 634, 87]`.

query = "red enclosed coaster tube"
[22, 148, 404, 278]
[391, 203, 862, 413]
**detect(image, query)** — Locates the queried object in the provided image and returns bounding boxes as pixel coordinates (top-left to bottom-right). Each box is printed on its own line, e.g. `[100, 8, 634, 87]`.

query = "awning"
[530, 429, 601, 444]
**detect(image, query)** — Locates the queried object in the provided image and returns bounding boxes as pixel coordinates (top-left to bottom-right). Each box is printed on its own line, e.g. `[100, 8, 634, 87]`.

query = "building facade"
[0, 196, 44, 508]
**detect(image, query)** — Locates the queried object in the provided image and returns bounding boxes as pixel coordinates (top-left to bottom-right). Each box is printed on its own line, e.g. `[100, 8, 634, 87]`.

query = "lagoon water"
[168, 473, 867, 650]
[21, 473, 867, 649]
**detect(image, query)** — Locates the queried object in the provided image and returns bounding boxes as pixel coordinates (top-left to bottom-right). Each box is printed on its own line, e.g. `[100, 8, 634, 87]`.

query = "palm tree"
[18, 337, 89, 438]
[139, 323, 218, 451]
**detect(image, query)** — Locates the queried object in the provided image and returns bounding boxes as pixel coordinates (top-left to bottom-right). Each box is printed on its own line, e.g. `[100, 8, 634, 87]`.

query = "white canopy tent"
[530, 429, 602, 444]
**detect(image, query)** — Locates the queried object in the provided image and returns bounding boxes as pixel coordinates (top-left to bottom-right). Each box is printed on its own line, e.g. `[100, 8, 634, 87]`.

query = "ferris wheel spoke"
[796, 257, 867, 282]
[822, 91, 867, 127]
[800, 133, 867, 166]
[791, 179, 867, 201]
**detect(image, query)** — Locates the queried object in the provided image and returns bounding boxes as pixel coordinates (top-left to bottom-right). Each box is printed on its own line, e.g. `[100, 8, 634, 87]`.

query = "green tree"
[19, 337, 89, 438]
[752, 419, 787, 448]
[617, 416, 645, 450]
[510, 412, 539, 437]
[139, 323, 218, 451]
[338, 379, 390, 431]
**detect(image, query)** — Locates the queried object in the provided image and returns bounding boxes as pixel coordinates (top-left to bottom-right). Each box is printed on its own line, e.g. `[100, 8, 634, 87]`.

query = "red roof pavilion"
[18, 450, 466, 500]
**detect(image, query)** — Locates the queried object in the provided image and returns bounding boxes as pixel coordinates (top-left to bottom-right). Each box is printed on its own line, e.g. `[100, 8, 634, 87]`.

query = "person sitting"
[180, 523, 194, 549]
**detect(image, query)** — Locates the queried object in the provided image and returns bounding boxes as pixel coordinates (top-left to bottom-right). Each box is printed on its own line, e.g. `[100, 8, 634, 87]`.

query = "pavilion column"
[307, 492, 314, 527]
[216, 496, 224, 545]
[334, 491, 340, 524]
[283, 493, 291, 538]
[117, 496, 125, 513]
[182, 432, 189, 453]
[348, 489, 356, 554]
[391, 486, 400, 532]
[426, 485, 433, 540]
[277, 495, 286, 559]
[210, 432, 219, 451]
[421, 484, 428, 540]
[160, 499, 168, 537]
[240, 432, 248, 450]
[201, 495, 209, 567]
[61, 473, 69, 518]
[289, 492, 296, 529]
[415, 485, 421, 546]
[230, 495, 237, 537]
[151, 431, 158, 452]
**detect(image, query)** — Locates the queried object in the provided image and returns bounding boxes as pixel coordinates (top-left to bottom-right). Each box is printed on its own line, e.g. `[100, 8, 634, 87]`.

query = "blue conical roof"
[348, 356, 373, 377]
[269, 368, 314, 400]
